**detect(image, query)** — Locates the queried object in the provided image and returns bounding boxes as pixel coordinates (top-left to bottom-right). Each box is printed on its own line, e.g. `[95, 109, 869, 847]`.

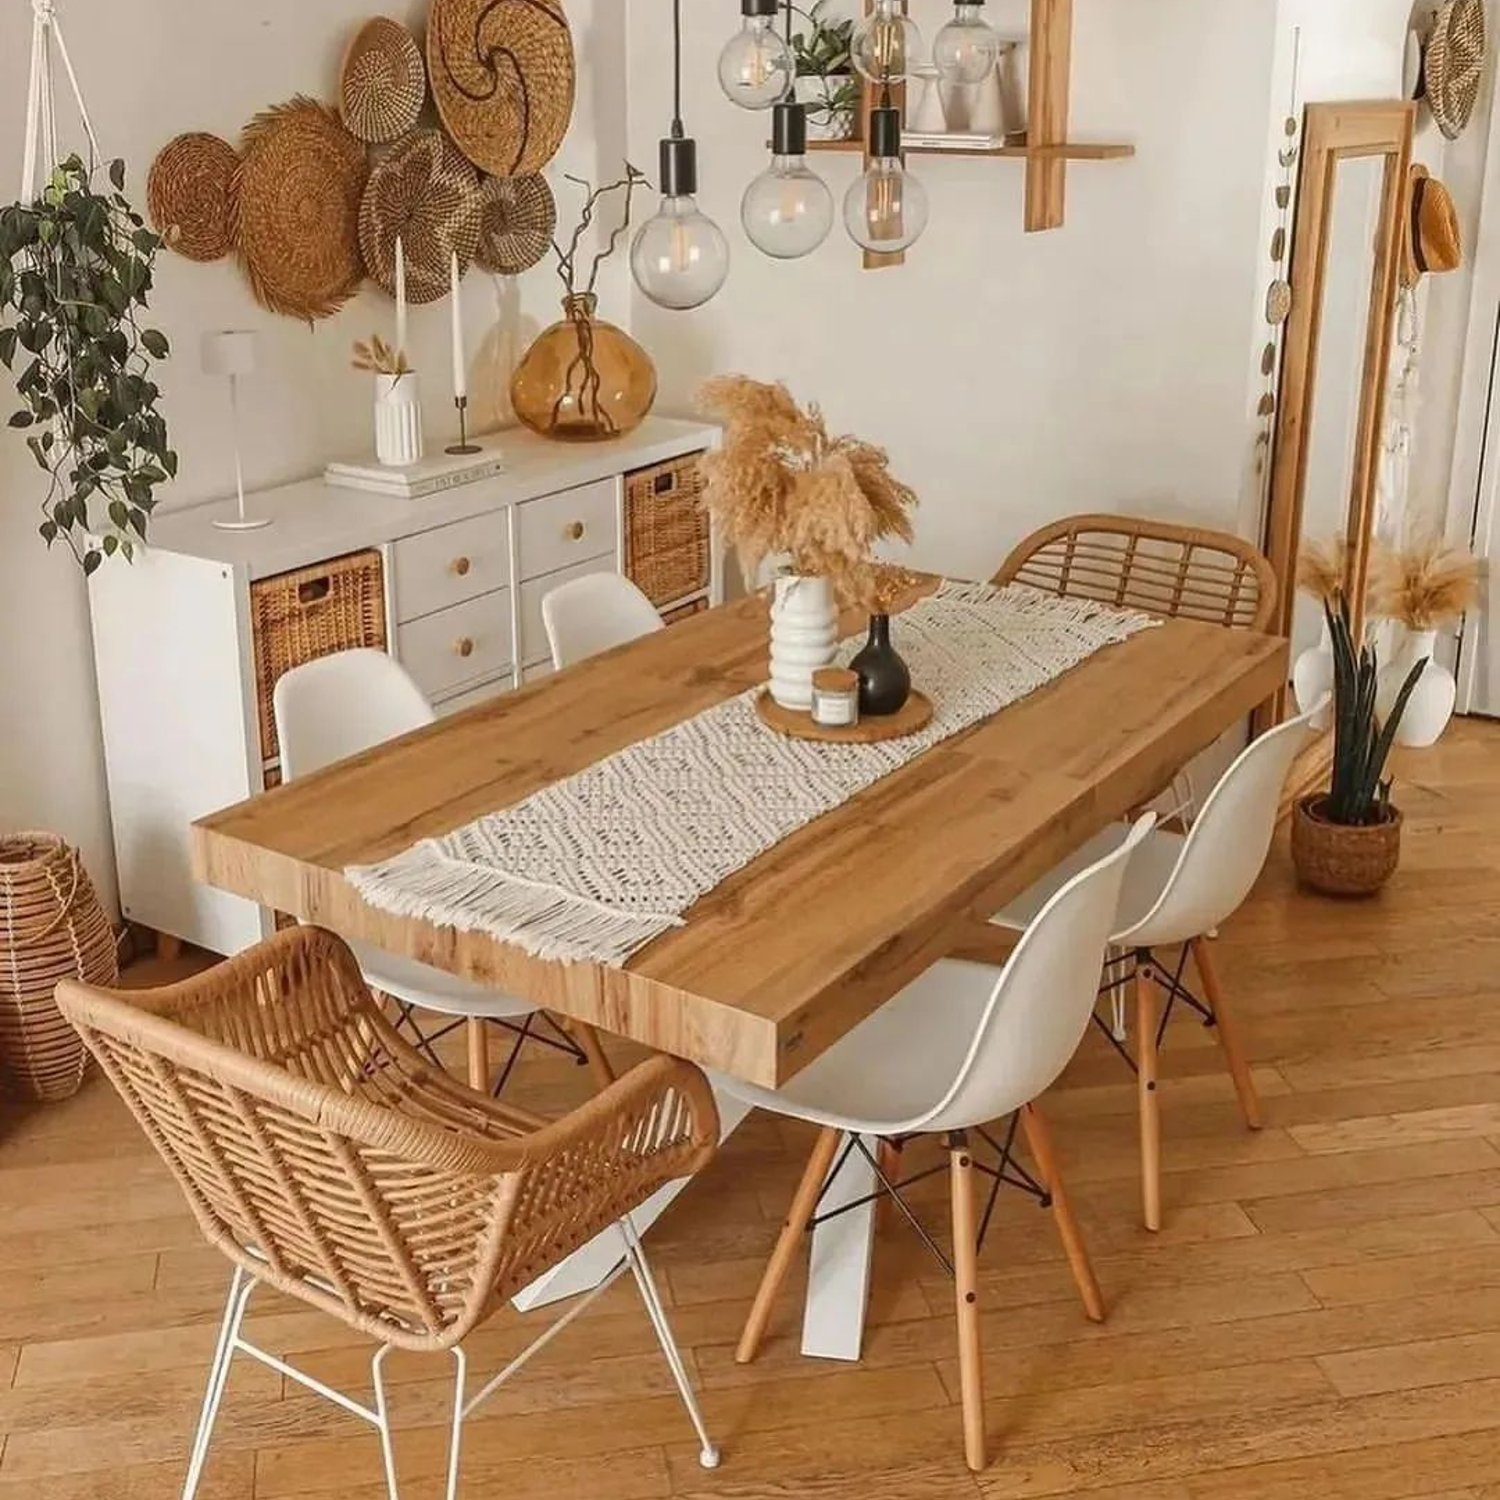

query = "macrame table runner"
[346, 581, 1157, 967]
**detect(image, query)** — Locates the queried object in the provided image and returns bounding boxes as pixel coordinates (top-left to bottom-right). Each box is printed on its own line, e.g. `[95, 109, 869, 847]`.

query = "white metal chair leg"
[182, 1268, 255, 1500]
[371, 1343, 468, 1500]
[371, 1346, 401, 1500]
[618, 1222, 720, 1469]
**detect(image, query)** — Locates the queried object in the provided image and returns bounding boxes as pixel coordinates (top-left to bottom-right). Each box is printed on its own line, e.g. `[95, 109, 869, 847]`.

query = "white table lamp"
[202, 330, 268, 532]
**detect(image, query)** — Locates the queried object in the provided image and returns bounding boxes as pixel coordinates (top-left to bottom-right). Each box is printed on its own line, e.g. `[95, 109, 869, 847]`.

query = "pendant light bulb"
[851, 0, 924, 86]
[933, 0, 1002, 85]
[742, 102, 834, 259]
[632, 136, 731, 310]
[843, 106, 928, 254]
[718, 0, 795, 110]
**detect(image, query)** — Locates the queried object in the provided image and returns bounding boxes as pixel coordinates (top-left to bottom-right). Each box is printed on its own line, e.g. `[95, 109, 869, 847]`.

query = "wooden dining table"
[193, 574, 1287, 1359]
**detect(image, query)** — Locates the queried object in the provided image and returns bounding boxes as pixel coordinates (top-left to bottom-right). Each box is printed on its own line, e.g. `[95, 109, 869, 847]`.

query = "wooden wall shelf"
[810, 139, 1134, 161]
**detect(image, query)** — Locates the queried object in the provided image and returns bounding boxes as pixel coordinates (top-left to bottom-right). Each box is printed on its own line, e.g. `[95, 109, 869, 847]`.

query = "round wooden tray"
[755, 689, 934, 744]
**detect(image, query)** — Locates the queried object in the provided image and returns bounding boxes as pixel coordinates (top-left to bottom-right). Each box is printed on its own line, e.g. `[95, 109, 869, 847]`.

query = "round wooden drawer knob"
[565, 521, 586, 542]
[451, 556, 472, 577]
[455, 637, 476, 659]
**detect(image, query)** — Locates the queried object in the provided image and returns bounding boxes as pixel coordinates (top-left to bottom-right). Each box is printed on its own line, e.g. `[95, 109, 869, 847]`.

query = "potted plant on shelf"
[0, 155, 175, 572]
[696, 374, 917, 711]
[1291, 591, 1427, 897]
[792, 2, 859, 143]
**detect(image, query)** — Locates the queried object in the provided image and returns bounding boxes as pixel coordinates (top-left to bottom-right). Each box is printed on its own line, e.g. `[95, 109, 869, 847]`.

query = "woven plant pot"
[1291, 795, 1403, 898]
[0, 833, 117, 1101]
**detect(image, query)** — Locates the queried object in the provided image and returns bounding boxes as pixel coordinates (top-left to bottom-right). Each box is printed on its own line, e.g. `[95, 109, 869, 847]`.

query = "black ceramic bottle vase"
[850, 612, 911, 716]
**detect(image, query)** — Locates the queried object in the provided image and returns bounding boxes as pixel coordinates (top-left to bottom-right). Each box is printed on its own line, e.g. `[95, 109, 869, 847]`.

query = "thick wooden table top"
[193, 582, 1287, 1088]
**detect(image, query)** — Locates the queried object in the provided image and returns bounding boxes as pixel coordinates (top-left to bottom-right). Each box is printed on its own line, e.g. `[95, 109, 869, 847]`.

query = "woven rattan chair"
[994, 514, 1278, 633]
[56, 927, 722, 1498]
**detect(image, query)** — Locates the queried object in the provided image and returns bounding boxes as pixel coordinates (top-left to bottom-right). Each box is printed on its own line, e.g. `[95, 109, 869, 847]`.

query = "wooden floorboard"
[1, 719, 1497, 1496]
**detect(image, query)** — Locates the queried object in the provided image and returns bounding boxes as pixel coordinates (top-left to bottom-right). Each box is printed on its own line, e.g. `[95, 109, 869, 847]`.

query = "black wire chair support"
[1087, 944, 1217, 1074]
[381, 1001, 588, 1086]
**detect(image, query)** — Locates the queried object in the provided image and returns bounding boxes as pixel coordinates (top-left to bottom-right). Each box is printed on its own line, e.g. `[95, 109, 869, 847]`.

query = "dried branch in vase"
[695, 375, 918, 608]
[1371, 535, 1479, 629]
[351, 334, 412, 380]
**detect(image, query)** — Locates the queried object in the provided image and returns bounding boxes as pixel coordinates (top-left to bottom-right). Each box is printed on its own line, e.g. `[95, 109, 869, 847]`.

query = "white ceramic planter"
[1381, 627, 1456, 748]
[796, 75, 857, 142]
[374, 371, 424, 467]
[769, 574, 838, 711]
[1292, 619, 1335, 729]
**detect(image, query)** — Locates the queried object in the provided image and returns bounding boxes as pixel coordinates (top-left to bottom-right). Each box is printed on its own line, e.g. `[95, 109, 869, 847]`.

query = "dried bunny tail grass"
[1372, 535, 1480, 629]
[351, 333, 411, 376]
[1296, 534, 1347, 602]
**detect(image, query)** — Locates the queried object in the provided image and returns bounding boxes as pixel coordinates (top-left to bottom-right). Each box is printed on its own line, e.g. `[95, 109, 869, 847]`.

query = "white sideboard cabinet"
[89, 416, 721, 957]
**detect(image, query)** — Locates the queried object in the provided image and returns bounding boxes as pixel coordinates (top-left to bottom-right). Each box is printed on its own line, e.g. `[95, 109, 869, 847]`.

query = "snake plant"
[1323, 593, 1426, 826]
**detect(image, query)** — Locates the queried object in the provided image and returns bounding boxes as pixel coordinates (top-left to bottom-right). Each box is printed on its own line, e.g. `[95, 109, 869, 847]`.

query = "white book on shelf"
[324, 435, 508, 499]
[902, 131, 1009, 150]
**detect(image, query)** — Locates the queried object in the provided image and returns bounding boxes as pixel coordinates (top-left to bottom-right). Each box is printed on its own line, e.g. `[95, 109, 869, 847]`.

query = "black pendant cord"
[671, 0, 685, 138]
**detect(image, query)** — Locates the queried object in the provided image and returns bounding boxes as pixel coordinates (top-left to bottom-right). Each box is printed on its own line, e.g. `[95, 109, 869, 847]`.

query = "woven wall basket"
[233, 96, 368, 322]
[475, 172, 556, 275]
[341, 16, 427, 144]
[360, 127, 483, 303]
[148, 132, 241, 262]
[0, 833, 117, 1102]
[1427, 0, 1488, 140]
[428, 0, 576, 177]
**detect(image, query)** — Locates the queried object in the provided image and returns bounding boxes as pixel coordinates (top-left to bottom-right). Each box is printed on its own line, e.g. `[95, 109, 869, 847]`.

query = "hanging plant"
[0, 153, 176, 572]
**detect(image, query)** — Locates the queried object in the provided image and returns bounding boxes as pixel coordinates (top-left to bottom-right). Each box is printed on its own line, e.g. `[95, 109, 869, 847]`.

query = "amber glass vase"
[510, 293, 658, 442]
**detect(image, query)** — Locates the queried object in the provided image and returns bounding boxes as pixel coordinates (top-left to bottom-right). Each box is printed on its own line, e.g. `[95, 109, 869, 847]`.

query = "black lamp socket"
[772, 101, 809, 156]
[659, 135, 699, 198]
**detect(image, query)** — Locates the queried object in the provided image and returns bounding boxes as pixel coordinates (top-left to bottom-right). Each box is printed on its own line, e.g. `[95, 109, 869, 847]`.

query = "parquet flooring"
[2, 721, 1497, 1497]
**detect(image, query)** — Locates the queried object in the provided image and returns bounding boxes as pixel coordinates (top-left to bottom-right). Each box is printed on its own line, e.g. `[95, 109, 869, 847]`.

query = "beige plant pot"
[1290, 795, 1403, 897]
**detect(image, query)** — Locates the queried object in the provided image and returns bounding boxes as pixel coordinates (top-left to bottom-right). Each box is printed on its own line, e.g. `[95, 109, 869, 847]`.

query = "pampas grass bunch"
[696, 375, 917, 607]
[1296, 534, 1348, 603]
[1372, 535, 1480, 629]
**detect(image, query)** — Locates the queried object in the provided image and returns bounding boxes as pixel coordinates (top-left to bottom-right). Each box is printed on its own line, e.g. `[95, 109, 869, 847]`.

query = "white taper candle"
[449, 251, 467, 401]
[394, 235, 408, 362]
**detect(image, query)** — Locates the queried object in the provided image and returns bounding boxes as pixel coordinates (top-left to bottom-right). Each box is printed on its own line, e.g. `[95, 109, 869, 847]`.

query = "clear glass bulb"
[933, 2, 1001, 84]
[718, 15, 796, 109]
[631, 195, 731, 310]
[851, 0, 924, 85]
[742, 154, 834, 259]
[843, 156, 928, 253]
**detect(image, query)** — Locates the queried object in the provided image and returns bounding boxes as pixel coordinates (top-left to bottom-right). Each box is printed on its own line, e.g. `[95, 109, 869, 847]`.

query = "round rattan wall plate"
[147, 132, 240, 262]
[341, 17, 427, 144]
[234, 97, 368, 322]
[475, 173, 556, 274]
[1426, 0, 1488, 140]
[359, 127, 483, 303]
[428, 0, 576, 176]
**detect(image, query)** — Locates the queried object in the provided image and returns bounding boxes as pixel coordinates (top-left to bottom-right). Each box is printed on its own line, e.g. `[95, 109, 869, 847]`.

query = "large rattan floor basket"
[624, 454, 710, 609]
[0, 833, 117, 1102]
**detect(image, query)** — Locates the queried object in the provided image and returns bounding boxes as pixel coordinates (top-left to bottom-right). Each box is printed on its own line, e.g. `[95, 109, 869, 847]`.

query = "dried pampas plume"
[1296, 534, 1347, 603]
[695, 375, 918, 608]
[1372, 535, 1479, 629]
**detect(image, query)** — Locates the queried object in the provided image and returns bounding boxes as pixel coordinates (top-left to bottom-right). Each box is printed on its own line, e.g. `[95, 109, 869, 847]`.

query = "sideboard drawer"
[516, 479, 616, 581]
[394, 511, 510, 624]
[398, 589, 513, 701]
[517, 556, 618, 668]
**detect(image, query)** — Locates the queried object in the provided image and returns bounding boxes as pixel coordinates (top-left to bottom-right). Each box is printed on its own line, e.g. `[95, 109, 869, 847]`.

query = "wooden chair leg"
[155, 930, 182, 963]
[1190, 936, 1262, 1131]
[949, 1135, 987, 1472]
[553, 1016, 618, 1092]
[736, 1126, 841, 1365]
[1019, 1101, 1104, 1323]
[1135, 960, 1162, 1232]
[466, 1017, 489, 1092]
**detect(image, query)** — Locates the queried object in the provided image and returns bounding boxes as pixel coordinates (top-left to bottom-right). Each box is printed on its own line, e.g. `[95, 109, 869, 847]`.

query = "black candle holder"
[445, 396, 481, 456]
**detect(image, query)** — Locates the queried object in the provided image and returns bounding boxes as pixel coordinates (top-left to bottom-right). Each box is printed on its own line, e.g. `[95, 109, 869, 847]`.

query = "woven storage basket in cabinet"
[0, 833, 117, 1102]
[625, 453, 710, 609]
[251, 550, 387, 765]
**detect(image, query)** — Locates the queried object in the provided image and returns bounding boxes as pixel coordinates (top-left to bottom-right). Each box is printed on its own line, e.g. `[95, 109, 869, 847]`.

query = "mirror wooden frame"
[1259, 99, 1416, 801]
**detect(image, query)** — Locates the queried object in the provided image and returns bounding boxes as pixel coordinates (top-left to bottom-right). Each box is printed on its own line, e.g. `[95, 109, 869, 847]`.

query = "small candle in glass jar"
[811, 667, 860, 728]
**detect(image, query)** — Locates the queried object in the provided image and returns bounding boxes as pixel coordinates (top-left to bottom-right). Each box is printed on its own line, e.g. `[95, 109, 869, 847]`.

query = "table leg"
[800, 1132, 877, 1363]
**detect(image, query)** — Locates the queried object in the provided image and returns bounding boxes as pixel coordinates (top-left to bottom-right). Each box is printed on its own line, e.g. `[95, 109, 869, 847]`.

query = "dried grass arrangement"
[351, 334, 411, 380]
[696, 376, 917, 607]
[1371, 535, 1479, 629]
[1296, 534, 1348, 603]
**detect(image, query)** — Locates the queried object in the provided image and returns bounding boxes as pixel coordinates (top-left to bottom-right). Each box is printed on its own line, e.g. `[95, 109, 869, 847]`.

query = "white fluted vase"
[769, 575, 838, 710]
[1380, 627, 1456, 747]
[374, 372, 424, 467]
[1292, 620, 1335, 729]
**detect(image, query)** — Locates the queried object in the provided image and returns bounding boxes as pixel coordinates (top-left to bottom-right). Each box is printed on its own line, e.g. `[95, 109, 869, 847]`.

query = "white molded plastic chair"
[718, 814, 1157, 1473]
[274, 650, 567, 1093]
[989, 705, 1322, 1231]
[542, 573, 664, 670]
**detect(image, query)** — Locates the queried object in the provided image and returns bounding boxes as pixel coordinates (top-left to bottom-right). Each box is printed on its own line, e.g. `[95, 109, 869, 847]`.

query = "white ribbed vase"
[769, 575, 838, 710]
[374, 372, 424, 467]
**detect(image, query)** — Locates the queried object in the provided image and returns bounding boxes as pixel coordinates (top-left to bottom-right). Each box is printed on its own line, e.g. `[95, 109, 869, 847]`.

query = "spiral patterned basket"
[0, 833, 117, 1102]
[340, 16, 428, 144]
[427, 0, 576, 176]
[475, 172, 556, 275]
[148, 132, 241, 262]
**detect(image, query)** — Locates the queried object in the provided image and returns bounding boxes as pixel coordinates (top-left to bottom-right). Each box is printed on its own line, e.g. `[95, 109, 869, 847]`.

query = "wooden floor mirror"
[1260, 99, 1416, 801]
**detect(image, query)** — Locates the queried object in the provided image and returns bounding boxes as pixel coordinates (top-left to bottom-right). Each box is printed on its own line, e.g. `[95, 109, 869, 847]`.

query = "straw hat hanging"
[1425, 0, 1488, 140]
[427, 0, 576, 176]
[359, 127, 484, 303]
[1401, 164, 1464, 287]
[475, 173, 556, 275]
[340, 17, 427, 144]
[233, 97, 368, 322]
[148, 132, 241, 262]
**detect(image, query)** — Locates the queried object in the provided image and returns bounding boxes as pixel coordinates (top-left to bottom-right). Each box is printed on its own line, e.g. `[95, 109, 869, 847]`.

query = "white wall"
[0, 0, 624, 908]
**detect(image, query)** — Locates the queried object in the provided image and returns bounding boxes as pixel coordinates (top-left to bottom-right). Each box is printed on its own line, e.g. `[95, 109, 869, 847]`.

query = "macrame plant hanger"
[20, 0, 102, 204]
